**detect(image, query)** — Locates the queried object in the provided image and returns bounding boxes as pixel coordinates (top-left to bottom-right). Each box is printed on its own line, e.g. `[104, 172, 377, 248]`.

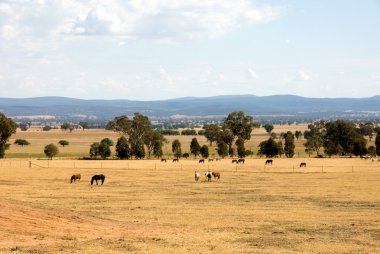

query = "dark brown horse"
[265, 159, 273, 165]
[70, 174, 81, 183]
[91, 174, 105, 185]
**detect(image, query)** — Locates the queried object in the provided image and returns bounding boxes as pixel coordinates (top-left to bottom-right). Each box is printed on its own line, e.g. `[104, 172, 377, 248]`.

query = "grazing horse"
[265, 159, 273, 165]
[208, 158, 214, 162]
[216, 158, 221, 161]
[183, 153, 190, 159]
[212, 172, 220, 180]
[232, 159, 238, 164]
[199, 159, 205, 163]
[161, 158, 167, 162]
[173, 158, 179, 163]
[300, 162, 307, 168]
[70, 174, 81, 183]
[237, 158, 245, 164]
[195, 171, 200, 182]
[205, 171, 212, 182]
[91, 174, 105, 185]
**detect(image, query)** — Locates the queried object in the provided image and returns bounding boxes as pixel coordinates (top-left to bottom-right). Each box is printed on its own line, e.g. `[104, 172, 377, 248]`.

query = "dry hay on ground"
[0, 158, 379, 253]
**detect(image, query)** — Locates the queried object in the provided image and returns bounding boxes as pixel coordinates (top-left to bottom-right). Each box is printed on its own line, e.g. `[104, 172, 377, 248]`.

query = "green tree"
[295, 130, 302, 140]
[181, 129, 197, 135]
[98, 138, 114, 159]
[204, 124, 220, 146]
[353, 137, 367, 157]
[58, 140, 69, 147]
[190, 138, 201, 158]
[116, 136, 130, 159]
[263, 123, 274, 133]
[277, 141, 284, 158]
[90, 142, 100, 158]
[236, 137, 246, 158]
[14, 139, 30, 147]
[61, 122, 71, 131]
[284, 131, 295, 158]
[218, 128, 235, 157]
[42, 125, 51, 131]
[200, 145, 209, 158]
[44, 143, 59, 159]
[223, 111, 254, 141]
[376, 133, 380, 156]
[304, 135, 324, 156]
[131, 141, 145, 159]
[0, 113, 17, 158]
[324, 120, 361, 156]
[216, 141, 228, 158]
[172, 139, 182, 159]
[368, 146, 376, 157]
[257, 138, 279, 158]
[144, 130, 164, 158]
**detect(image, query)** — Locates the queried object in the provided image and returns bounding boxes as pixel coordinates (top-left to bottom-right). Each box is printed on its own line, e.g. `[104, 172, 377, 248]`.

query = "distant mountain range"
[0, 95, 380, 121]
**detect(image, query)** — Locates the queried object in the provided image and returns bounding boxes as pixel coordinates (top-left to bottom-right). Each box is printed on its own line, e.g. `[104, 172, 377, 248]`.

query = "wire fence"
[0, 158, 380, 174]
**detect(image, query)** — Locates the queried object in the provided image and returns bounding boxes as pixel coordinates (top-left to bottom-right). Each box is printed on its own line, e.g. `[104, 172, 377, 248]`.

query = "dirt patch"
[0, 198, 147, 250]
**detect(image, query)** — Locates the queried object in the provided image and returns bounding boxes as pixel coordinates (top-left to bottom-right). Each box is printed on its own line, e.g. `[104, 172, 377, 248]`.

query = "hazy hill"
[0, 95, 379, 120]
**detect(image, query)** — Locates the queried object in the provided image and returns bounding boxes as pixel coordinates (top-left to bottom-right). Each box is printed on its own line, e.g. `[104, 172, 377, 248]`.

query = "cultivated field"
[0, 157, 380, 253]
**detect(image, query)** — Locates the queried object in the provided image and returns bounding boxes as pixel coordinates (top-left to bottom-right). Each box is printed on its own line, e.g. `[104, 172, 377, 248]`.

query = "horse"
[173, 158, 179, 163]
[216, 158, 221, 161]
[265, 159, 273, 165]
[199, 159, 205, 163]
[70, 174, 81, 183]
[91, 174, 105, 185]
[300, 162, 307, 168]
[237, 158, 245, 164]
[232, 159, 238, 164]
[161, 158, 167, 162]
[183, 153, 190, 159]
[195, 171, 200, 182]
[212, 172, 220, 180]
[208, 158, 214, 162]
[205, 171, 212, 182]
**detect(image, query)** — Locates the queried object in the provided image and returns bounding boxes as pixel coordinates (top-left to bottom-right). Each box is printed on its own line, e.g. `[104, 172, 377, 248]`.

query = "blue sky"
[0, 0, 379, 100]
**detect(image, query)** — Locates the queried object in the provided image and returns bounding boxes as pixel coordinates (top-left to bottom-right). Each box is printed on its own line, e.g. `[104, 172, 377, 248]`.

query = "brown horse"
[70, 174, 81, 183]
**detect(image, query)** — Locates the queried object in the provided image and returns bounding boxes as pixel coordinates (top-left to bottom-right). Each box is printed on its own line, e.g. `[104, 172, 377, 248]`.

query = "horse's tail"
[70, 176, 74, 183]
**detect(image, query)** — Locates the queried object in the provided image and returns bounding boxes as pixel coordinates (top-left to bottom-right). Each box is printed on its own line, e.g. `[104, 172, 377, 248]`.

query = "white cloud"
[0, 0, 284, 42]
[298, 70, 310, 81]
[248, 68, 258, 79]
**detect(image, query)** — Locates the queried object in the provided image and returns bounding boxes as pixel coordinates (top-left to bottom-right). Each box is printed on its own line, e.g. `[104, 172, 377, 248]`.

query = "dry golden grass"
[0, 157, 380, 253]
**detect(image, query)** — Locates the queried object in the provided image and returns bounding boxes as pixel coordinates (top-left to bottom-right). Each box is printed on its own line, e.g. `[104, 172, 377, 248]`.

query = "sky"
[0, 0, 380, 100]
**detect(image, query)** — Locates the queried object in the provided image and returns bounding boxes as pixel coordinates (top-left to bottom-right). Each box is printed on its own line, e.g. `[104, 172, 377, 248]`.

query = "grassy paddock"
[0, 157, 379, 253]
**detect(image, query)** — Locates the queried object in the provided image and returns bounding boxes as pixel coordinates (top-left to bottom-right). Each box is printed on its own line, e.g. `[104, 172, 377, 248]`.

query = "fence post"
[29, 160, 31, 168]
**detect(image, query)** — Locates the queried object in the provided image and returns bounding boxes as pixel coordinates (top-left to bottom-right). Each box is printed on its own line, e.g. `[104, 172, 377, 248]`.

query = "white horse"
[195, 171, 200, 182]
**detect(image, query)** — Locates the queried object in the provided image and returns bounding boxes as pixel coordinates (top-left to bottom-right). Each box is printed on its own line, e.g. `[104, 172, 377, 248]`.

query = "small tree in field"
[200, 145, 209, 158]
[58, 140, 69, 147]
[14, 139, 30, 147]
[116, 136, 130, 159]
[263, 124, 274, 134]
[44, 144, 59, 159]
[172, 139, 182, 159]
[190, 138, 201, 158]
